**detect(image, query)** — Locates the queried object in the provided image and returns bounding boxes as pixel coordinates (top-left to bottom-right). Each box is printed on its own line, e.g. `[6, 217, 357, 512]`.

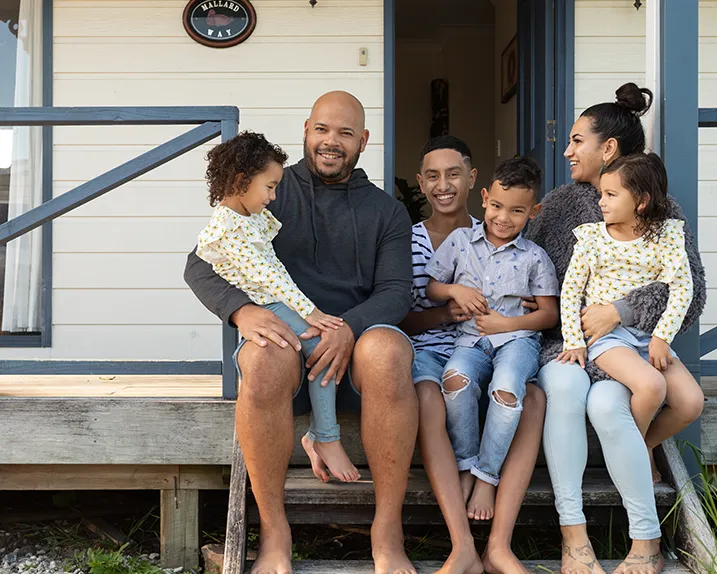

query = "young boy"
[425, 156, 560, 522]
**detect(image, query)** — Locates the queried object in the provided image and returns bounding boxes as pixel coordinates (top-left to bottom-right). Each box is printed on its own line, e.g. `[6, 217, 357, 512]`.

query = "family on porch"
[183, 88, 706, 574]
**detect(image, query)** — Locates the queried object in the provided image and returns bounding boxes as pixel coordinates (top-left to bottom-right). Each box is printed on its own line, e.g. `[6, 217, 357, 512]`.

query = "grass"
[65, 545, 164, 574]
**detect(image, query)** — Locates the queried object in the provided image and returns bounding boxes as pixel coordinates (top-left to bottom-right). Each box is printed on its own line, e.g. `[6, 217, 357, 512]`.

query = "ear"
[480, 187, 489, 207]
[232, 173, 245, 194]
[603, 137, 619, 164]
[416, 173, 427, 194]
[360, 129, 370, 152]
[468, 167, 478, 190]
[636, 191, 651, 214]
[303, 119, 309, 139]
[530, 202, 543, 219]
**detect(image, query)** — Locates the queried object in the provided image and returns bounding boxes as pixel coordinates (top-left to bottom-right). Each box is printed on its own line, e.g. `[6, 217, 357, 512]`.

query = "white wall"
[4, 0, 384, 360]
[575, 0, 716, 354]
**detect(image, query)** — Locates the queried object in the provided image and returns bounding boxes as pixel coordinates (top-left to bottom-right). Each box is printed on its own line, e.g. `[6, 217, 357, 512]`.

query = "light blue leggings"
[537, 360, 661, 541]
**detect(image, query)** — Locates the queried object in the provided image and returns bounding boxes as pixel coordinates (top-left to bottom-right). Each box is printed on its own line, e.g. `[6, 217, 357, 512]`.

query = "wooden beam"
[160, 489, 200, 570]
[223, 435, 248, 574]
[0, 106, 238, 126]
[0, 121, 222, 245]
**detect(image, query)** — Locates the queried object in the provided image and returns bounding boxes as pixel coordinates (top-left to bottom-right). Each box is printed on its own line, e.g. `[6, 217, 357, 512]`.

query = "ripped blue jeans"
[442, 335, 541, 486]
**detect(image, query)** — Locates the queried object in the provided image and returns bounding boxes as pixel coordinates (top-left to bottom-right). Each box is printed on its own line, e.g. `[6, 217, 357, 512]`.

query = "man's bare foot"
[301, 435, 329, 483]
[560, 530, 606, 574]
[371, 521, 417, 574]
[482, 541, 530, 574]
[647, 448, 662, 483]
[313, 439, 361, 482]
[251, 522, 293, 574]
[613, 540, 664, 574]
[460, 471, 476, 504]
[467, 478, 496, 521]
[437, 540, 483, 574]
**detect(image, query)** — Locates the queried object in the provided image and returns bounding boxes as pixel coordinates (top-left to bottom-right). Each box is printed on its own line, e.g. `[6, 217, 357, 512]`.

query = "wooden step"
[266, 467, 676, 507]
[263, 559, 691, 573]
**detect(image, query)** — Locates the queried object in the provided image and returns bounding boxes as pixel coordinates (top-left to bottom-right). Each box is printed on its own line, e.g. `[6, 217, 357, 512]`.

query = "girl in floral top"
[196, 131, 360, 482]
[558, 152, 703, 474]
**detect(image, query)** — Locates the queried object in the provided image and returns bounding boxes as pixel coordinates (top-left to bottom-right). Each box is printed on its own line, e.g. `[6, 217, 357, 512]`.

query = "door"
[518, 0, 556, 198]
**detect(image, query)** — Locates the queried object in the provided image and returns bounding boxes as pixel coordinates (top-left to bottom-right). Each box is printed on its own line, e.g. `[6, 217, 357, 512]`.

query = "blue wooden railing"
[0, 107, 240, 399]
[699, 108, 717, 362]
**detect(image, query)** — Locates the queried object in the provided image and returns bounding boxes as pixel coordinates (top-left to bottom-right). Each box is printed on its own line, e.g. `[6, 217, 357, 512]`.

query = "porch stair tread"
[258, 467, 677, 507]
[263, 559, 690, 573]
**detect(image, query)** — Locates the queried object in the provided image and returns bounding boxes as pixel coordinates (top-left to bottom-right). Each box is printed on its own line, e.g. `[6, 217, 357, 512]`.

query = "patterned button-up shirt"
[561, 219, 693, 349]
[196, 206, 316, 318]
[425, 224, 559, 349]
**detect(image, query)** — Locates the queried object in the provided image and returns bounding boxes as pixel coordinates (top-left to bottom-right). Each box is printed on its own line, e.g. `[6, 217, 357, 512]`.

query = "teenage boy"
[400, 138, 552, 574]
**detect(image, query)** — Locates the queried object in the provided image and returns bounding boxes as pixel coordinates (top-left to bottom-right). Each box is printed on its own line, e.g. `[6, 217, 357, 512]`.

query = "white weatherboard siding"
[4, 0, 384, 360]
[575, 0, 717, 358]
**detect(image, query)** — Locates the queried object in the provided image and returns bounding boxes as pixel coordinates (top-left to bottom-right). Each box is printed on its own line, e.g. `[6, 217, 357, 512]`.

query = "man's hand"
[556, 347, 587, 368]
[443, 299, 472, 323]
[231, 305, 302, 351]
[581, 304, 620, 346]
[305, 322, 356, 387]
[449, 285, 488, 316]
[474, 308, 508, 335]
[649, 336, 673, 371]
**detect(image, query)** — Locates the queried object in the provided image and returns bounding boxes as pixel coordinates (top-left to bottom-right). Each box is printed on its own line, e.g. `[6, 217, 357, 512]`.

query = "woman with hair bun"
[524, 83, 706, 574]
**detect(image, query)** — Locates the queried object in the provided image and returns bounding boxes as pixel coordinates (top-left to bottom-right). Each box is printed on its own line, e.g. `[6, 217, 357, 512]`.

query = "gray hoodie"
[184, 159, 413, 337]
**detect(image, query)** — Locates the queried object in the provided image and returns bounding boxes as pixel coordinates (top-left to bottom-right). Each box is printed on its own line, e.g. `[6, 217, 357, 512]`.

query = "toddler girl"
[196, 131, 360, 482]
[558, 152, 704, 479]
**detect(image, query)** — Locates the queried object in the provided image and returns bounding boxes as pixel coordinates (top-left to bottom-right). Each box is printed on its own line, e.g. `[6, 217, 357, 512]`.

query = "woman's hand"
[522, 296, 538, 312]
[581, 304, 620, 346]
[556, 348, 587, 368]
[648, 336, 673, 371]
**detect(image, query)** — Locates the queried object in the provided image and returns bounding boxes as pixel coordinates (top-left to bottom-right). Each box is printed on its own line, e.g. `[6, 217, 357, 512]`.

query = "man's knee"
[354, 327, 413, 370]
[237, 343, 300, 405]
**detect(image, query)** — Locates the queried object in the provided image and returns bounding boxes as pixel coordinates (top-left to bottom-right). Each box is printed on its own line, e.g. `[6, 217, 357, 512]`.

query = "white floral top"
[561, 219, 693, 349]
[196, 206, 315, 318]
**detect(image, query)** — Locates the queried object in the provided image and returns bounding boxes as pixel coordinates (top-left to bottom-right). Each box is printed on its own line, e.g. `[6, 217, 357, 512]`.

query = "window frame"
[0, 0, 53, 348]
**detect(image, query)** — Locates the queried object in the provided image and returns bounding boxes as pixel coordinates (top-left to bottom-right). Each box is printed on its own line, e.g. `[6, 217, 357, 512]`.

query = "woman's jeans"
[442, 335, 541, 486]
[236, 302, 340, 443]
[537, 360, 661, 540]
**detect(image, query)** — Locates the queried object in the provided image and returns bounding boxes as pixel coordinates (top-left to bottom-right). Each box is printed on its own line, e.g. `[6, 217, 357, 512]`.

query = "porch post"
[658, 0, 701, 463]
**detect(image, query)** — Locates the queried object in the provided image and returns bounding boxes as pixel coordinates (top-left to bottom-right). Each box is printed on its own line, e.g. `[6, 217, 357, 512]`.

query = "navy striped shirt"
[409, 218, 480, 358]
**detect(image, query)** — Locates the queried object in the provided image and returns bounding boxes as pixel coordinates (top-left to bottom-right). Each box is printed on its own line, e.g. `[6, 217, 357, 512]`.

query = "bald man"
[185, 91, 419, 574]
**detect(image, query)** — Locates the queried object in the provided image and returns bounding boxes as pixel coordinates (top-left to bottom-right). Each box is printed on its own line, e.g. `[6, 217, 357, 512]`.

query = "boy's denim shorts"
[588, 325, 678, 363]
[411, 349, 451, 385]
[232, 303, 414, 416]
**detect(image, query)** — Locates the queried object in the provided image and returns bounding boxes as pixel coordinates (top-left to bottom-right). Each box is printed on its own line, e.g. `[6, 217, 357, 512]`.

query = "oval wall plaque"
[183, 0, 257, 48]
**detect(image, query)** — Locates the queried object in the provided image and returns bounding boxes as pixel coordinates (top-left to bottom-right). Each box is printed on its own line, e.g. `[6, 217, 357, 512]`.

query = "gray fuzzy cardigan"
[523, 182, 706, 382]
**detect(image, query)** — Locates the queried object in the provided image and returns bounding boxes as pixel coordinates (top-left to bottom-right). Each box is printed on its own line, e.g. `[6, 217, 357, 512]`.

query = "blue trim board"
[384, 0, 395, 196]
[699, 108, 717, 128]
[0, 361, 222, 375]
[555, 0, 575, 188]
[701, 361, 717, 377]
[702, 326, 717, 357]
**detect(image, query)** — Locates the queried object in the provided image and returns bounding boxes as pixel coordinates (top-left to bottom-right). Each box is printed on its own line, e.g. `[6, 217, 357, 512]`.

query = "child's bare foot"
[647, 448, 662, 483]
[613, 540, 663, 574]
[460, 470, 476, 504]
[437, 540, 483, 574]
[301, 434, 329, 482]
[467, 478, 495, 521]
[482, 541, 530, 574]
[313, 439, 361, 482]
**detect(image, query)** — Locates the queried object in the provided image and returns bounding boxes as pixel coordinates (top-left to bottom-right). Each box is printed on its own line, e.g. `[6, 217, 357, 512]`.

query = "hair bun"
[615, 83, 653, 117]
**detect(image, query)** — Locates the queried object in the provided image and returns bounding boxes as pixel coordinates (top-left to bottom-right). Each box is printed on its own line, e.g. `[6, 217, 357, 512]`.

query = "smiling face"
[598, 170, 644, 227]
[564, 115, 620, 189]
[417, 148, 476, 217]
[481, 181, 540, 246]
[230, 161, 283, 215]
[303, 91, 369, 184]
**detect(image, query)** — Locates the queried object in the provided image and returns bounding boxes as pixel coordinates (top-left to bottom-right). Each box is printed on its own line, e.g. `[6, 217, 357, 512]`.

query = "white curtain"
[2, 0, 43, 332]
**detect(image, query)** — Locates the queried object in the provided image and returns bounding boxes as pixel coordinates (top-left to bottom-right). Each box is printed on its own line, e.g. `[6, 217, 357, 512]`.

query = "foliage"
[66, 545, 164, 574]
[395, 177, 427, 224]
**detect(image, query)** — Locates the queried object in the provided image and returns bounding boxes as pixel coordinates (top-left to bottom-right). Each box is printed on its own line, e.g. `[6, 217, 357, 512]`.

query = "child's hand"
[305, 309, 344, 332]
[474, 308, 508, 335]
[556, 348, 587, 368]
[449, 285, 488, 316]
[649, 336, 673, 371]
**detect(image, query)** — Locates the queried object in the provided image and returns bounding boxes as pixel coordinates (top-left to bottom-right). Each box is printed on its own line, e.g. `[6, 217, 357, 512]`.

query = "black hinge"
[546, 120, 557, 143]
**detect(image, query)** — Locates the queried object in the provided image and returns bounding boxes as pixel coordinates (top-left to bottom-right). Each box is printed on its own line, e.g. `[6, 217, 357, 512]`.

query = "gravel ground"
[0, 529, 199, 574]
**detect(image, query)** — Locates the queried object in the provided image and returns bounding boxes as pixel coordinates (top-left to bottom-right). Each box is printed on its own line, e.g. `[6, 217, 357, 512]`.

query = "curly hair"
[602, 152, 670, 244]
[489, 156, 542, 201]
[205, 131, 288, 207]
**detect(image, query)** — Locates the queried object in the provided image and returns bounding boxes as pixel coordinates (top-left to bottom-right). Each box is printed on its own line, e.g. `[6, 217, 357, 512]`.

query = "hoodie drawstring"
[347, 184, 363, 287]
[308, 175, 322, 273]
